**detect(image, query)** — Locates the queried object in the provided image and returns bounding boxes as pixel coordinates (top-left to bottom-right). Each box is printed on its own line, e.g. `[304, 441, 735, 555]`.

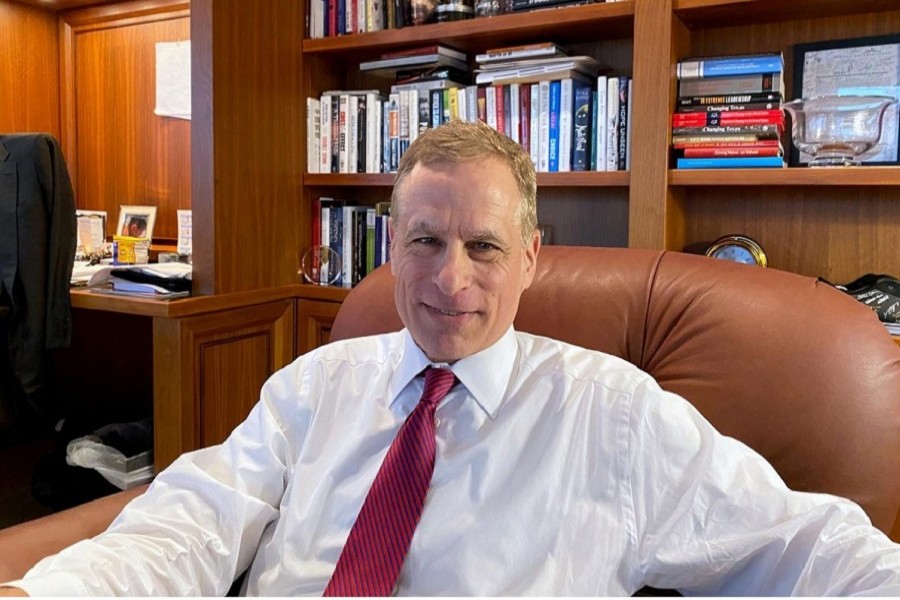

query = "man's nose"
[433, 245, 473, 296]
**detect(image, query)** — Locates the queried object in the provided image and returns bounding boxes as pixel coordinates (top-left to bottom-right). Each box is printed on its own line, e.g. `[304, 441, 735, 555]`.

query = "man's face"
[390, 158, 540, 363]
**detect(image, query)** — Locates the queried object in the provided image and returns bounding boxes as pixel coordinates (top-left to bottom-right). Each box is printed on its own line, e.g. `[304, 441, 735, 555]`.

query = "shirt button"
[435, 417, 441, 427]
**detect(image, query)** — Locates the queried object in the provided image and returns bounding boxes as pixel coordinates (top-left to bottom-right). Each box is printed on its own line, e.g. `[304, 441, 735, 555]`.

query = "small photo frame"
[117, 205, 157, 240]
[792, 34, 900, 166]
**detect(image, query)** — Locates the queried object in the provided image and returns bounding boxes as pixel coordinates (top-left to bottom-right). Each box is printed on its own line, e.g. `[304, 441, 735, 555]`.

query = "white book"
[408, 89, 419, 143]
[398, 89, 410, 158]
[465, 85, 478, 122]
[486, 86, 498, 132]
[338, 94, 350, 174]
[626, 78, 633, 171]
[365, 92, 380, 173]
[538, 80, 551, 172]
[368, 0, 384, 31]
[357, 0, 367, 33]
[605, 76, 619, 172]
[345, 0, 354, 34]
[594, 75, 607, 172]
[530, 83, 540, 169]
[306, 97, 320, 174]
[309, 0, 324, 38]
[558, 78, 574, 171]
[510, 83, 520, 144]
[457, 87, 467, 124]
[374, 99, 383, 173]
[348, 95, 359, 173]
[320, 94, 332, 174]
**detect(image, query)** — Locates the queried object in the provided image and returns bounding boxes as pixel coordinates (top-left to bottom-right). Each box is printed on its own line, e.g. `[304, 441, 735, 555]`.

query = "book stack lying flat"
[673, 52, 786, 169]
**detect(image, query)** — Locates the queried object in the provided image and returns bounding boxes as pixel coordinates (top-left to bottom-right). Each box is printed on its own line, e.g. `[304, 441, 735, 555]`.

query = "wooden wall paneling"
[628, 0, 689, 251]
[191, 0, 306, 296]
[536, 189, 630, 247]
[60, 1, 190, 241]
[683, 187, 900, 282]
[296, 299, 341, 356]
[153, 300, 294, 469]
[0, 2, 60, 137]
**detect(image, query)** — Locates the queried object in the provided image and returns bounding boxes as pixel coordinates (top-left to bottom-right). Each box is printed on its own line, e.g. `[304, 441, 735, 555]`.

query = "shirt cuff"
[3, 573, 92, 597]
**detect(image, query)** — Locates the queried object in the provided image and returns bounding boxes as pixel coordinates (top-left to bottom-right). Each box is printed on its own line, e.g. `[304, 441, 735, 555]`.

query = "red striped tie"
[323, 367, 457, 597]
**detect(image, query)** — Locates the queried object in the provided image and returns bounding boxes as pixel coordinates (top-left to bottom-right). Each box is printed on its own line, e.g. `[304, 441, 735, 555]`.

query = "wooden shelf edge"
[305, 172, 629, 187]
[302, 1, 634, 54]
[669, 166, 900, 186]
[673, 0, 899, 29]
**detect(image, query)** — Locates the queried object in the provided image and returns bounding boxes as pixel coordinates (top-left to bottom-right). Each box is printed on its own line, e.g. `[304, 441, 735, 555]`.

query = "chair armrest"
[0, 485, 147, 583]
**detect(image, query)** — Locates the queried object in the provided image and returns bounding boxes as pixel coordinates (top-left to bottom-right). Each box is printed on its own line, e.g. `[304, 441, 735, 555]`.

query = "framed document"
[792, 34, 900, 166]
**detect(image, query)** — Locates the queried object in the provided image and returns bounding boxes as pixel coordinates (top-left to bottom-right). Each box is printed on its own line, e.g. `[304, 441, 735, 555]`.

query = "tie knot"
[421, 367, 456, 407]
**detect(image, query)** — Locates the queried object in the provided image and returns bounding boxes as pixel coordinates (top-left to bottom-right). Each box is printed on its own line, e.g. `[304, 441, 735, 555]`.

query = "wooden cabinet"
[296, 299, 342, 356]
[286, 0, 900, 290]
[153, 299, 294, 468]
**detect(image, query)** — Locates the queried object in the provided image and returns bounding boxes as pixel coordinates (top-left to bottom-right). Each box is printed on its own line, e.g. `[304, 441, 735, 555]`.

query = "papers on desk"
[84, 262, 192, 299]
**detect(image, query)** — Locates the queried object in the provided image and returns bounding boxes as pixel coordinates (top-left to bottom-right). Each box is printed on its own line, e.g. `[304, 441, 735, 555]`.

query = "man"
[3, 120, 900, 595]
[122, 216, 148, 238]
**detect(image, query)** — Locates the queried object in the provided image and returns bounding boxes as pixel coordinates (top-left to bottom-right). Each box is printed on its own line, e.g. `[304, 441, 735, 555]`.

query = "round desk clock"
[705, 234, 767, 267]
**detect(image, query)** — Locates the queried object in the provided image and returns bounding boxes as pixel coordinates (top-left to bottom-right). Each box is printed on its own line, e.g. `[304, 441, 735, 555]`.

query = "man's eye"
[413, 237, 437, 245]
[470, 242, 499, 252]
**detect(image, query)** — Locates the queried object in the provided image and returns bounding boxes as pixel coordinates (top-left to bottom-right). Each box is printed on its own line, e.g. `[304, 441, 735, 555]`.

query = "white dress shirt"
[8, 328, 900, 596]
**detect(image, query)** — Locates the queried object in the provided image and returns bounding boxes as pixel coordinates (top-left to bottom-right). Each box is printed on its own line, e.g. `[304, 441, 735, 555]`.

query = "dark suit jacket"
[0, 133, 76, 419]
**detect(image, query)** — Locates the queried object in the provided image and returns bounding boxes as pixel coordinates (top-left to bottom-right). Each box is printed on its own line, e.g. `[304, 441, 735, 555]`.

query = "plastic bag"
[66, 435, 154, 490]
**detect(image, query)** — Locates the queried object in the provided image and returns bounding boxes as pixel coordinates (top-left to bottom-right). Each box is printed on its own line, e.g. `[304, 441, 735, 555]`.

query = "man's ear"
[388, 217, 397, 275]
[522, 229, 541, 290]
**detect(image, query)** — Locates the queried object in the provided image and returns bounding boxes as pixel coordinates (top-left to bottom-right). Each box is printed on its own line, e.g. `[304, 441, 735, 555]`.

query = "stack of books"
[311, 198, 391, 288]
[673, 52, 785, 169]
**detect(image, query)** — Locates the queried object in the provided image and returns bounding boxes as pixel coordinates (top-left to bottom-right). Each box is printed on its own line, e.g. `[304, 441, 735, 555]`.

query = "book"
[675, 101, 782, 114]
[677, 72, 784, 97]
[681, 147, 782, 158]
[572, 81, 592, 171]
[379, 44, 466, 61]
[594, 75, 608, 171]
[360, 51, 468, 74]
[676, 156, 785, 169]
[676, 92, 782, 107]
[617, 76, 629, 171]
[475, 55, 602, 85]
[605, 76, 619, 172]
[475, 42, 567, 64]
[548, 80, 561, 172]
[672, 109, 784, 126]
[306, 97, 320, 174]
[676, 52, 783, 79]
[671, 124, 782, 137]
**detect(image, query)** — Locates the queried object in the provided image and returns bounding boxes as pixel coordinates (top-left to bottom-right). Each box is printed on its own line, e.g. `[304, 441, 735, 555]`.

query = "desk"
[69, 284, 348, 469]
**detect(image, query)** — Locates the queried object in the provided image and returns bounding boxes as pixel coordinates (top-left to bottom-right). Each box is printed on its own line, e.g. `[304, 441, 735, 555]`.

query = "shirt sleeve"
[622, 378, 900, 596]
[10, 359, 311, 596]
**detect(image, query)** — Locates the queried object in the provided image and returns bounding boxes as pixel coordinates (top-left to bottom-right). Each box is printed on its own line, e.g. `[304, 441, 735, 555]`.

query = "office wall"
[60, 1, 191, 242]
[0, 2, 60, 137]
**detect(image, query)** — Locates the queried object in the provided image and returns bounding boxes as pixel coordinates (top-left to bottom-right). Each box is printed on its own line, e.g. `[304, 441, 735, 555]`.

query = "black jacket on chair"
[0, 133, 76, 422]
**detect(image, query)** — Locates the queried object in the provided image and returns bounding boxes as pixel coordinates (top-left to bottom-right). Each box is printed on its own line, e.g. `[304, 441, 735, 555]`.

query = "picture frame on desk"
[791, 34, 900, 166]
[117, 205, 157, 240]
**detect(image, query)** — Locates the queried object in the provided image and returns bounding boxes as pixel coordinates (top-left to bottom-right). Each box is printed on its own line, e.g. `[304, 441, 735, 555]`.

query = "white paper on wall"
[155, 40, 191, 120]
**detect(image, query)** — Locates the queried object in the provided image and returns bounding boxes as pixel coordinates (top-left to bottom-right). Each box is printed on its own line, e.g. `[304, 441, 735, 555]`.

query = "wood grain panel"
[61, 3, 190, 241]
[536, 189, 629, 247]
[153, 300, 294, 468]
[0, 2, 60, 137]
[296, 299, 341, 356]
[191, 0, 305, 295]
[199, 332, 270, 447]
[683, 187, 900, 282]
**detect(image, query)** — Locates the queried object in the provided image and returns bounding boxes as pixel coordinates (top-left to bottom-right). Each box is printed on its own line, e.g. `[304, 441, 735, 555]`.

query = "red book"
[682, 147, 782, 157]
[673, 109, 783, 125]
[519, 83, 531, 154]
[673, 140, 782, 149]
[495, 84, 506, 135]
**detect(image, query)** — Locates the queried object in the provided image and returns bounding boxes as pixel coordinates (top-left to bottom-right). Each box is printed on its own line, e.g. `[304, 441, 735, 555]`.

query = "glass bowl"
[782, 95, 897, 167]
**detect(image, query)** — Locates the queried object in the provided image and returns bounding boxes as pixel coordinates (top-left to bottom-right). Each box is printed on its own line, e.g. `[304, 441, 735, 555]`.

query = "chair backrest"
[331, 245, 900, 540]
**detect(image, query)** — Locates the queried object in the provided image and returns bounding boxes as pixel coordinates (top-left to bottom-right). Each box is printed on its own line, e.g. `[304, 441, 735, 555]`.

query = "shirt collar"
[389, 328, 518, 420]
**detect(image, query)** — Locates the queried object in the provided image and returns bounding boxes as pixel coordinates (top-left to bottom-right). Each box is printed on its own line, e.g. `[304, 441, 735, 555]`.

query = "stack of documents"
[86, 263, 192, 299]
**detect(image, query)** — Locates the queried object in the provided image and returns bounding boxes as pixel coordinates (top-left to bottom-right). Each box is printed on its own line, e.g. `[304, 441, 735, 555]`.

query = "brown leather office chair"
[2, 246, 898, 585]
